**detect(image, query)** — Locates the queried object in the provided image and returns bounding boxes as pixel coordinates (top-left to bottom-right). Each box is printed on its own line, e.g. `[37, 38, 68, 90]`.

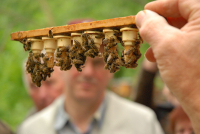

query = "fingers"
[145, 47, 156, 62]
[145, 0, 200, 21]
[167, 17, 187, 29]
[135, 10, 178, 48]
[145, 0, 181, 18]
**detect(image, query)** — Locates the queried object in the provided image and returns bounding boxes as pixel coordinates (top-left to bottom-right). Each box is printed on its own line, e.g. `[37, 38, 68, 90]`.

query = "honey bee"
[70, 40, 86, 72]
[56, 51, 62, 57]
[120, 50, 125, 66]
[39, 63, 47, 73]
[113, 30, 121, 37]
[107, 52, 115, 65]
[85, 49, 95, 58]
[20, 38, 31, 51]
[102, 38, 109, 45]
[42, 74, 48, 81]
[84, 38, 100, 58]
[104, 37, 117, 49]
[26, 51, 35, 73]
[125, 57, 138, 68]
[35, 71, 43, 87]
[84, 36, 101, 58]
[138, 33, 143, 44]
[103, 51, 109, 62]
[62, 46, 71, 52]
[63, 54, 72, 71]
[48, 28, 53, 38]
[103, 36, 122, 73]
[72, 59, 84, 65]
[124, 47, 135, 56]
[122, 38, 142, 68]
[34, 53, 44, 59]
[62, 61, 72, 70]
[115, 35, 124, 47]
[55, 47, 71, 71]
[109, 62, 120, 73]
[43, 56, 49, 66]
[103, 50, 121, 72]
[95, 32, 105, 39]
[75, 64, 82, 72]
[82, 33, 89, 51]
[55, 58, 64, 66]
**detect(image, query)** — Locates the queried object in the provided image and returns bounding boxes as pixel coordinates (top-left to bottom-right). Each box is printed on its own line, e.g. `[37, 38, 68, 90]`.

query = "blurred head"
[64, 46, 113, 103]
[64, 18, 113, 103]
[168, 107, 194, 134]
[162, 84, 180, 107]
[24, 67, 65, 111]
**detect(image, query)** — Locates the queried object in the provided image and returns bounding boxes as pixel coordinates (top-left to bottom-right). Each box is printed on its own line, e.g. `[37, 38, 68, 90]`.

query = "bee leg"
[75, 64, 82, 72]
[43, 74, 47, 81]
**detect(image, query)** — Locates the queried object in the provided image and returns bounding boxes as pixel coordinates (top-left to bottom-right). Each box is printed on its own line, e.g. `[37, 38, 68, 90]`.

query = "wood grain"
[10, 16, 136, 41]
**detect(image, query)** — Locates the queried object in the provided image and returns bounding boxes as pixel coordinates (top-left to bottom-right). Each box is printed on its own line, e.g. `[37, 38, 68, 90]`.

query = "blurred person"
[18, 45, 164, 134]
[0, 120, 14, 134]
[22, 66, 65, 118]
[135, 58, 158, 108]
[135, 0, 200, 132]
[168, 106, 194, 134]
[135, 58, 180, 132]
[110, 78, 133, 98]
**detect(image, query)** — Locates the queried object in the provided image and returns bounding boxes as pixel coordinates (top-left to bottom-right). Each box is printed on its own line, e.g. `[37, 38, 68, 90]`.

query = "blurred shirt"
[54, 97, 107, 134]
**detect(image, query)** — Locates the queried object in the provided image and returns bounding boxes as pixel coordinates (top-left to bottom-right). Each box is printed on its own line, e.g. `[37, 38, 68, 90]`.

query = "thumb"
[145, 47, 156, 62]
[135, 10, 179, 48]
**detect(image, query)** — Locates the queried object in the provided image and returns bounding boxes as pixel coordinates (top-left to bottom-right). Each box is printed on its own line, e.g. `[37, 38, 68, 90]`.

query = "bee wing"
[74, 40, 81, 47]
[102, 38, 109, 45]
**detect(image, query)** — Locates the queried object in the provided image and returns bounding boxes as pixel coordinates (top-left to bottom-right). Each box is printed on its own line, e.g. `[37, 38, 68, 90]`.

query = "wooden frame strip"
[10, 16, 136, 41]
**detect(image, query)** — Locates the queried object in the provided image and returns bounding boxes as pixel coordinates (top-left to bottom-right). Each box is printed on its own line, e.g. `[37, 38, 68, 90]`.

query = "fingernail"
[135, 10, 147, 29]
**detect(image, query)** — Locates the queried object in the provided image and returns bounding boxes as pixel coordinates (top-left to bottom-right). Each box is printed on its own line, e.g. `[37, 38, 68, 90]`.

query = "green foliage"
[0, 0, 154, 131]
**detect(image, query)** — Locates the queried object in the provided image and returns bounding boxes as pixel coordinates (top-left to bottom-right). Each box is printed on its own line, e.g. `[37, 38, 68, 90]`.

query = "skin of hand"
[142, 58, 157, 73]
[135, 0, 200, 132]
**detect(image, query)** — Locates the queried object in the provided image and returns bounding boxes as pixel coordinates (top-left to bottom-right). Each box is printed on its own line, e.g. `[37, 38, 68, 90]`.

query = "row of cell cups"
[28, 27, 138, 68]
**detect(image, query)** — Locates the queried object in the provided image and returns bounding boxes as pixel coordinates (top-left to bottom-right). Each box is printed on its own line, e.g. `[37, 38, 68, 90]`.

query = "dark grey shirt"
[54, 97, 107, 134]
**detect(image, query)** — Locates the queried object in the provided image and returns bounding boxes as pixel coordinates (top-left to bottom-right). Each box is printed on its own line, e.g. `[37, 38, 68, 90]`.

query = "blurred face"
[26, 67, 65, 111]
[175, 119, 194, 134]
[64, 55, 113, 102]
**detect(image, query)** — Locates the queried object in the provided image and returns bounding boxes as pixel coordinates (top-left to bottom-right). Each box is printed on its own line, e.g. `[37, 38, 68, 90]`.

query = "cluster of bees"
[102, 30, 142, 73]
[20, 38, 53, 87]
[21, 29, 142, 87]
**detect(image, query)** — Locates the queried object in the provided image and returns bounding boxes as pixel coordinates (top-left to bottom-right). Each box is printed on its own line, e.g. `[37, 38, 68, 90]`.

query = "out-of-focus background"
[0, 0, 163, 131]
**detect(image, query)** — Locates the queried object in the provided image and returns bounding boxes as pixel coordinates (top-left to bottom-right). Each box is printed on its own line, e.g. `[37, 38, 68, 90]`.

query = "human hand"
[142, 58, 157, 73]
[135, 0, 200, 132]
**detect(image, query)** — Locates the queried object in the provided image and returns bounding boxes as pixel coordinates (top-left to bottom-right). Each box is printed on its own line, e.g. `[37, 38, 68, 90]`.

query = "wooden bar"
[10, 16, 136, 41]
